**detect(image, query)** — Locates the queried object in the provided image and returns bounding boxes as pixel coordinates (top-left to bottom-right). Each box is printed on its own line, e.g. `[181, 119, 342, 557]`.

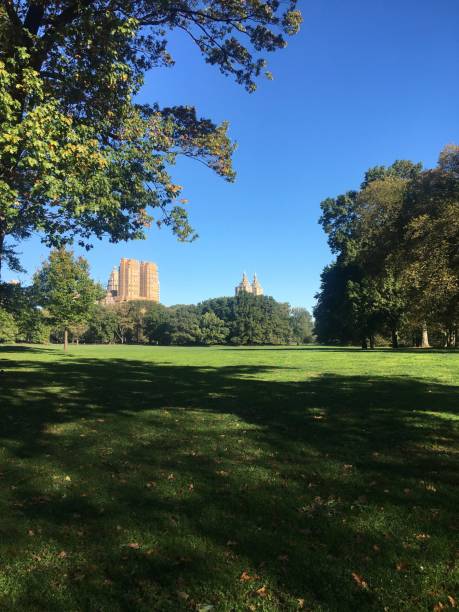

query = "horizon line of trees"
[313, 144, 459, 349]
[0, 249, 314, 347]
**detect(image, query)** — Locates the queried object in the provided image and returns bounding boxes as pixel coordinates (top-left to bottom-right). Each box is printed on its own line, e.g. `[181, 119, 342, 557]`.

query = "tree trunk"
[361, 338, 368, 350]
[421, 322, 430, 349]
[0, 230, 4, 282]
[391, 328, 399, 349]
[369, 335, 375, 350]
[64, 328, 68, 352]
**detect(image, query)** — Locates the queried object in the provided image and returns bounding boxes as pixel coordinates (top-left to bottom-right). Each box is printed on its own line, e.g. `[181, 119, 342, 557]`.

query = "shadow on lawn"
[0, 349, 458, 611]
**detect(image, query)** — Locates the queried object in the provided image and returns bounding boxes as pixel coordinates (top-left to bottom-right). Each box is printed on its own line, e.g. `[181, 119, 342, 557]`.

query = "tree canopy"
[0, 0, 301, 276]
[32, 248, 102, 349]
[314, 146, 459, 348]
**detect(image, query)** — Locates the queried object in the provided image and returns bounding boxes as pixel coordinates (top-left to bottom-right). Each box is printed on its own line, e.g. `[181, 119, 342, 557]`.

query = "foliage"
[289, 306, 314, 343]
[0, 1, 301, 275]
[79, 293, 310, 346]
[315, 146, 459, 348]
[201, 293, 292, 345]
[199, 311, 229, 345]
[32, 248, 103, 347]
[0, 306, 17, 341]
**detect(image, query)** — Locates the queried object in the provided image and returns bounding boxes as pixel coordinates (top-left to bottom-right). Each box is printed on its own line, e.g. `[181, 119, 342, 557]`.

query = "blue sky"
[7, 0, 459, 311]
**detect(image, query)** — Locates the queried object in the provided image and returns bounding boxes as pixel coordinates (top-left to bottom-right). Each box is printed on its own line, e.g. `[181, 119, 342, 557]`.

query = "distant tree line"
[0, 249, 314, 347]
[314, 145, 459, 348]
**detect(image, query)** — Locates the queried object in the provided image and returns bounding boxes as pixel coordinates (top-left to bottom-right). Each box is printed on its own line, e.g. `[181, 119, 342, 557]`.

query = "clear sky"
[7, 0, 459, 312]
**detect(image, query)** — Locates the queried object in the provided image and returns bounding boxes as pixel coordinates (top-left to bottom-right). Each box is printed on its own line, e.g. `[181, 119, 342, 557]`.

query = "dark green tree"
[199, 311, 229, 345]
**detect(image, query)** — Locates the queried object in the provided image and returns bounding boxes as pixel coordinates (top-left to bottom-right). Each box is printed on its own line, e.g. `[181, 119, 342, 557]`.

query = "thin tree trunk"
[64, 328, 68, 352]
[361, 338, 368, 350]
[391, 328, 399, 349]
[421, 322, 430, 349]
[369, 335, 375, 350]
[0, 230, 4, 282]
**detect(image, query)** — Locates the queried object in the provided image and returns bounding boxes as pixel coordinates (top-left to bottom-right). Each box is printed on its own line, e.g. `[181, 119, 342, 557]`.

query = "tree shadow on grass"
[0, 351, 458, 611]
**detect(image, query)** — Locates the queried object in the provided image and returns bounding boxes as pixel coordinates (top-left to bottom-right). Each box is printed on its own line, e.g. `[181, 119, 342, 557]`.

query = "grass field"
[0, 344, 458, 611]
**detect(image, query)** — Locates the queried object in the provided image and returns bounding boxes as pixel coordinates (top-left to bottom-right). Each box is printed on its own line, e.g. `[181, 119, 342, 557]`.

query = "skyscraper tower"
[102, 258, 160, 303]
[107, 266, 119, 294]
[235, 272, 263, 296]
[140, 261, 160, 301]
[251, 273, 263, 296]
[235, 272, 252, 295]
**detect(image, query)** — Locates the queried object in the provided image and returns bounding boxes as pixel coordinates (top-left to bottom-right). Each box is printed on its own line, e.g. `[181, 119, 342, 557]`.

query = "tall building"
[235, 273, 264, 296]
[118, 258, 140, 301]
[107, 266, 119, 294]
[102, 258, 160, 303]
[140, 261, 160, 302]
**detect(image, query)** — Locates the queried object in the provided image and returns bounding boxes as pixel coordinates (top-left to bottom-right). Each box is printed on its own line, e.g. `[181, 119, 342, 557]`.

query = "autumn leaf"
[240, 570, 257, 582]
[256, 585, 267, 597]
[447, 596, 457, 608]
[58, 550, 67, 558]
[395, 561, 408, 572]
[127, 542, 140, 549]
[297, 599, 305, 609]
[351, 572, 368, 590]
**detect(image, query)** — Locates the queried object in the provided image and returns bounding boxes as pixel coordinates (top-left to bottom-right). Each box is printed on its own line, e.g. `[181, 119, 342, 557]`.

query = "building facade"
[235, 273, 264, 296]
[103, 258, 160, 303]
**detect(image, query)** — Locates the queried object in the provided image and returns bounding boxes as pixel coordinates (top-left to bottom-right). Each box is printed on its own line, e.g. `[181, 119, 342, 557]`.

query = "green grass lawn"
[0, 345, 458, 611]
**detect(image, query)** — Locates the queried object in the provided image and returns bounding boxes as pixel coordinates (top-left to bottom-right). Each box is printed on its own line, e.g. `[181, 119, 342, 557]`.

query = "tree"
[400, 153, 459, 347]
[0, 1, 301, 277]
[0, 307, 18, 342]
[313, 261, 359, 345]
[199, 311, 229, 345]
[289, 307, 314, 344]
[84, 304, 119, 344]
[316, 158, 428, 348]
[33, 248, 102, 350]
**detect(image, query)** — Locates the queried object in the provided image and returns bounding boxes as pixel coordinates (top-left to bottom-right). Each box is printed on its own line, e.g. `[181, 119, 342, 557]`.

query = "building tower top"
[235, 272, 263, 296]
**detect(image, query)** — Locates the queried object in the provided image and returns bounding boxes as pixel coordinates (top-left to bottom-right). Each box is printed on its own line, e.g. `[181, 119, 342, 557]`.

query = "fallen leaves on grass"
[351, 572, 368, 590]
[240, 570, 258, 582]
[256, 585, 267, 597]
[395, 561, 409, 572]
